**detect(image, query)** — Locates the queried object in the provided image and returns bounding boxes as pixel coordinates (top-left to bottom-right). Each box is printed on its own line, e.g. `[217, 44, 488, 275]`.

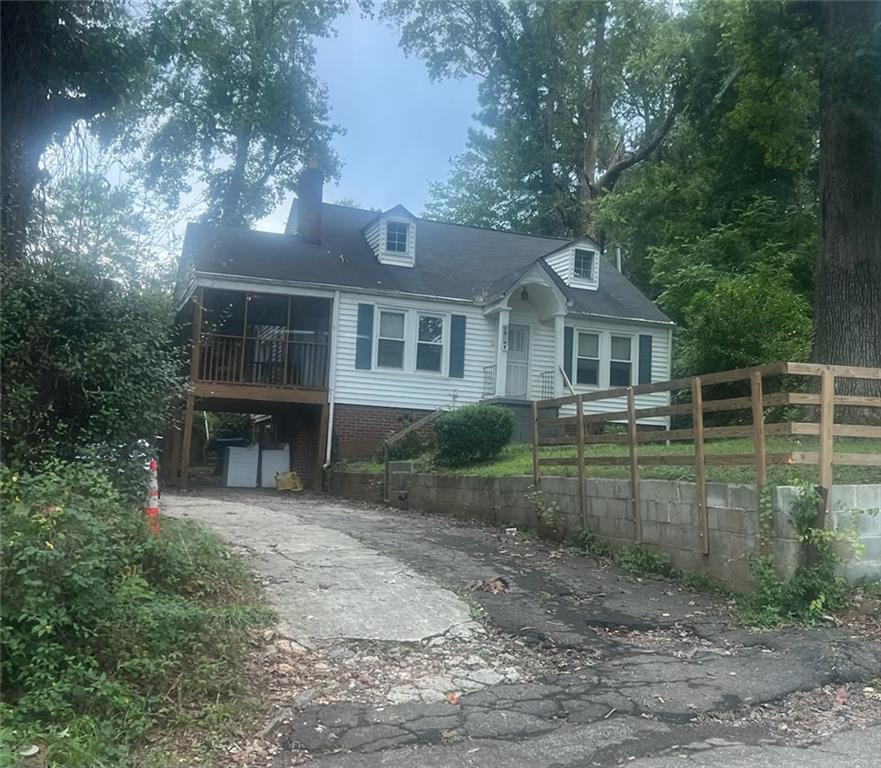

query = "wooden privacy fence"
[532, 362, 881, 555]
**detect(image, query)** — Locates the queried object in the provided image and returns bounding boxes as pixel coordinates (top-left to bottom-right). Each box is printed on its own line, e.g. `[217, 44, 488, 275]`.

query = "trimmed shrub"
[434, 405, 513, 466]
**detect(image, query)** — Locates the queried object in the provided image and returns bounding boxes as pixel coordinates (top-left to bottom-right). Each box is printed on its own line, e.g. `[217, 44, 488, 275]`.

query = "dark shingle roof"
[181, 203, 671, 324]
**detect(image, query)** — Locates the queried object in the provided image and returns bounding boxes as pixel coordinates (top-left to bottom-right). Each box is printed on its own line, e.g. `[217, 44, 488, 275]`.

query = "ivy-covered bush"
[0, 256, 184, 471]
[0, 461, 272, 766]
[434, 405, 513, 466]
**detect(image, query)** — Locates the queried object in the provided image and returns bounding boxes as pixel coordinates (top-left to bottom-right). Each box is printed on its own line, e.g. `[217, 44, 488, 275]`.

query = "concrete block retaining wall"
[325, 468, 881, 591]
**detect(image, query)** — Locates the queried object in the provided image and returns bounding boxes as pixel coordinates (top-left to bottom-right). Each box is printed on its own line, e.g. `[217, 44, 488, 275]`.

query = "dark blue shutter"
[638, 334, 653, 384]
[449, 314, 466, 378]
[355, 303, 374, 370]
[563, 326, 574, 383]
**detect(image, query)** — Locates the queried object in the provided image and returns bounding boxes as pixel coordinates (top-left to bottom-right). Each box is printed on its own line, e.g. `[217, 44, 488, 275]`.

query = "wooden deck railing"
[198, 333, 329, 390]
[532, 362, 881, 555]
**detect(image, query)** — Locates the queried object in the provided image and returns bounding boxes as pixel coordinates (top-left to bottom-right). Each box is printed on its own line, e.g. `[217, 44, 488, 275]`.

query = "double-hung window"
[609, 335, 632, 386]
[377, 310, 405, 368]
[416, 314, 444, 372]
[576, 332, 600, 386]
[573, 249, 595, 280]
[386, 221, 408, 253]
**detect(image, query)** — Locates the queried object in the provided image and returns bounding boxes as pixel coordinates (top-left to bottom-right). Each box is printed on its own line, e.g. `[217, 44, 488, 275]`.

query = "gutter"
[193, 271, 478, 306]
[323, 289, 341, 468]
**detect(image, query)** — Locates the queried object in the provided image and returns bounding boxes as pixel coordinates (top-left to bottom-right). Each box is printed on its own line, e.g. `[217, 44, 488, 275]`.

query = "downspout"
[324, 290, 341, 467]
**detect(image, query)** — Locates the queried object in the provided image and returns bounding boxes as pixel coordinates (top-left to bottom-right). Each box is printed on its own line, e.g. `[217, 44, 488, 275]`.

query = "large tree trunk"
[578, 0, 608, 240]
[812, 1, 881, 409]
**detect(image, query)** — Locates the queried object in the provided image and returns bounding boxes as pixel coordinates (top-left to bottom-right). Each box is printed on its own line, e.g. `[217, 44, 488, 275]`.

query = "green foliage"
[386, 0, 684, 235]
[525, 487, 563, 531]
[567, 528, 614, 559]
[0, 461, 271, 766]
[738, 482, 856, 627]
[0, 255, 184, 471]
[1, 1, 149, 260]
[434, 405, 513, 467]
[131, 0, 347, 226]
[677, 269, 813, 375]
[616, 545, 678, 578]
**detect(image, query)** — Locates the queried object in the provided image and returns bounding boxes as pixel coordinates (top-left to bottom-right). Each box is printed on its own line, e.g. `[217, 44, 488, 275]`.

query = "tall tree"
[132, 0, 346, 227]
[0, 1, 145, 263]
[812, 0, 881, 378]
[385, 0, 683, 238]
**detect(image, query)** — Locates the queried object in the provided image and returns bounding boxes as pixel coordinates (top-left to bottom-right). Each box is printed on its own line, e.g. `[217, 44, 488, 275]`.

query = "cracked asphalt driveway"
[166, 491, 881, 767]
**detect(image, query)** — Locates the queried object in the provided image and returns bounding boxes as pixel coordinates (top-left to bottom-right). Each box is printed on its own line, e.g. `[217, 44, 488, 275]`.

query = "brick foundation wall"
[333, 403, 434, 459]
[279, 405, 321, 489]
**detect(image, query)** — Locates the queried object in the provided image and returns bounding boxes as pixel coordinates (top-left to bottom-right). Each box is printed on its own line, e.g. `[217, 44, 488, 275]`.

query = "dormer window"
[386, 221, 409, 253]
[363, 206, 417, 267]
[574, 249, 595, 279]
[542, 238, 600, 290]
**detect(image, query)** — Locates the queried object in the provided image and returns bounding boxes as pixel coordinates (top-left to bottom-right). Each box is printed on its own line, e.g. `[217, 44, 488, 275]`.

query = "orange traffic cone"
[144, 458, 161, 535]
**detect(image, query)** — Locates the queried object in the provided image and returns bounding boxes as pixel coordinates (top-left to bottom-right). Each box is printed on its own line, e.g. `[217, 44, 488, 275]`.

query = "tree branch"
[594, 104, 678, 193]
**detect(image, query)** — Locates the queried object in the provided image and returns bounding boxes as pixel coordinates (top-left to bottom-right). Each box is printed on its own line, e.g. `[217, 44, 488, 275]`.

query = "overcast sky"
[256, 7, 480, 232]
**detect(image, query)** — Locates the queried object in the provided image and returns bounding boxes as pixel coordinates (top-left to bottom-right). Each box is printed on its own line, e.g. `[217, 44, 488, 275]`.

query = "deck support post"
[179, 394, 195, 491]
[316, 402, 330, 492]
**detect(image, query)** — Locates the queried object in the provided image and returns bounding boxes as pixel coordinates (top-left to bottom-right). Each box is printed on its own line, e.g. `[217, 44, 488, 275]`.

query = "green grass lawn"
[337, 436, 881, 485]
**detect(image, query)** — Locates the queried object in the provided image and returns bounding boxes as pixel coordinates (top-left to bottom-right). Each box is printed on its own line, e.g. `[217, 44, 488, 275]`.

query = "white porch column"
[495, 307, 510, 397]
[554, 313, 565, 396]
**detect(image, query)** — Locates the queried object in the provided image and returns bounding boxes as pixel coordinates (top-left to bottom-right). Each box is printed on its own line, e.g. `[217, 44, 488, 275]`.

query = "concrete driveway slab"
[165, 496, 474, 645]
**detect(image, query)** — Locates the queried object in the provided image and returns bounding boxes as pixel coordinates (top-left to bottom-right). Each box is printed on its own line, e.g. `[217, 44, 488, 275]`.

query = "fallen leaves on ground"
[468, 576, 511, 594]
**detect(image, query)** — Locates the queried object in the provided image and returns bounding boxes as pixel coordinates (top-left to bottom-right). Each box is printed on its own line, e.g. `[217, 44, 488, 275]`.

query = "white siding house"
[178, 177, 675, 464]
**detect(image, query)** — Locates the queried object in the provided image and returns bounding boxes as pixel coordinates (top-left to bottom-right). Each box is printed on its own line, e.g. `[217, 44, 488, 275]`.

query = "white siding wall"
[332, 290, 672, 419]
[561, 318, 673, 427]
[333, 291, 494, 410]
[545, 250, 573, 284]
[364, 219, 382, 256]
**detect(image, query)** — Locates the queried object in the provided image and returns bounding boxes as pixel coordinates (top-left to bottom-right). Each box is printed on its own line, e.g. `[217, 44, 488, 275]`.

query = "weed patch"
[737, 482, 861, 627]
[0, 461, 273, 767]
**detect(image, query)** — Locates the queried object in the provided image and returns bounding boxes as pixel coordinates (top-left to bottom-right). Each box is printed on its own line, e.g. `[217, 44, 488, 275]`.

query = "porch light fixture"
[520, 287, 529, 301]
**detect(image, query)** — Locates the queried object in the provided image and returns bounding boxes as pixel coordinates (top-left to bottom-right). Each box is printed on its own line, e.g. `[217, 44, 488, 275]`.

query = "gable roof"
[181, 202, 671, 324]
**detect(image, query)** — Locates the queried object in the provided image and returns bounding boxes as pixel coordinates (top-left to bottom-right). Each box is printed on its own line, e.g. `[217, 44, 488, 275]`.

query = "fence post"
[626, 387, 641, 543]
[691, 376, 709, 555]
[749, 371, 767, 488]
[532, 400, 541, 490]
[817, 367, 835, 529]
[575, 395, 587, 528]
[750, 370, 768, 553]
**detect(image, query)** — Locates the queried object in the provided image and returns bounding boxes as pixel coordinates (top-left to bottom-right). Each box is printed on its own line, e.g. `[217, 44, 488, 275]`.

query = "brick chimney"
[295, 161, 323, 243]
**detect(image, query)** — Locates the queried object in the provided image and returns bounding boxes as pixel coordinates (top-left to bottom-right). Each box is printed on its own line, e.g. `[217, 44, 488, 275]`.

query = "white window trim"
[370, 305, 449, 376]
[381, 218, 415, 259]
[415, 311, 446, 374]
[575, 330, 601, 388]
[609, 332, 635, 387]
[568, 328, 641, 389]
[385, 220, 409, 254]
[374, 308, 407, 370]
[570, 247, 599, 290]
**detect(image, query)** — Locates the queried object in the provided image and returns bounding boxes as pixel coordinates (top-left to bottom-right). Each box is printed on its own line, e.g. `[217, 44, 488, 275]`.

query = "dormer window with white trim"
[386, 221, 409, 253]
[542, 238, 600, 290]
[364, 209, 417, 267]
[574, 249, 595, 279]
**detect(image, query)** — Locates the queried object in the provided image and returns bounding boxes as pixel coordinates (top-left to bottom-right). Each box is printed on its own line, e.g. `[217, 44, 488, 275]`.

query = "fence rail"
[532, 362, 881, 556]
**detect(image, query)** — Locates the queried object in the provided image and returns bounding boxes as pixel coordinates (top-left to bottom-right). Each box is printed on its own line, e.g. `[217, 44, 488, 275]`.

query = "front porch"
[168, 286, 334, 490]
[481, 262, 569, 401]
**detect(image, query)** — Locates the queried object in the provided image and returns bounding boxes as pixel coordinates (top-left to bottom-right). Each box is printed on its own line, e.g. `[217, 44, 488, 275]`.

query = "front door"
[506, 323, 530, 398]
